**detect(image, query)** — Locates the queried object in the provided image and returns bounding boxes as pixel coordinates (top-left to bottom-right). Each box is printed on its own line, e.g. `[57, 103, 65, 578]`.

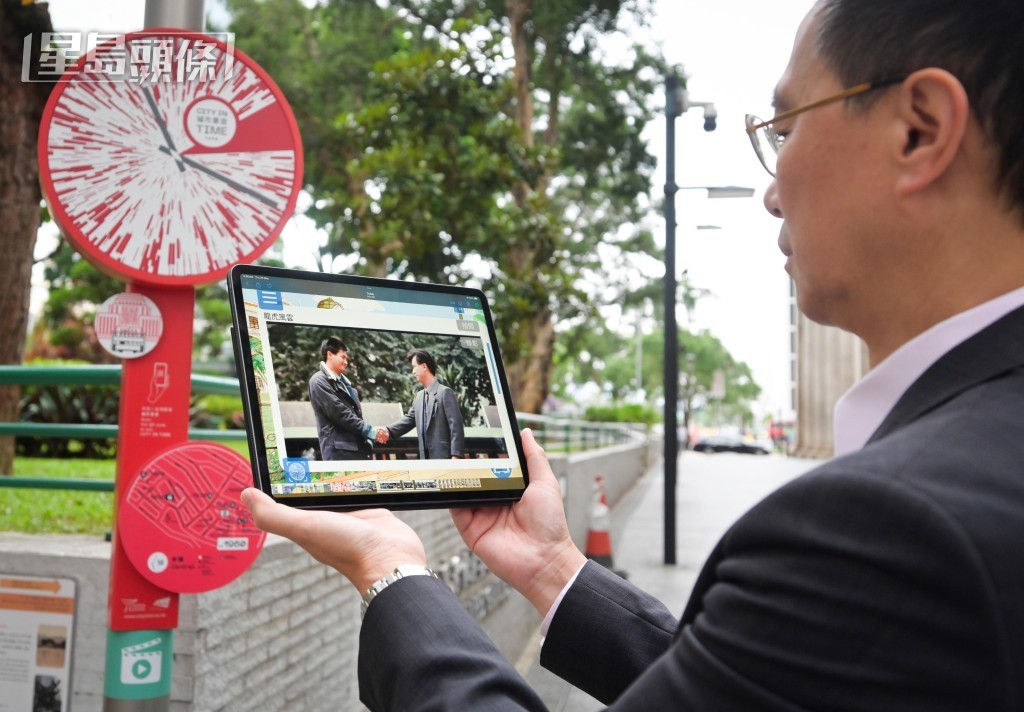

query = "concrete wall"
[794, 314, 869, 459]
[0, 437, 652, 711]
[558, 437, 658, 550]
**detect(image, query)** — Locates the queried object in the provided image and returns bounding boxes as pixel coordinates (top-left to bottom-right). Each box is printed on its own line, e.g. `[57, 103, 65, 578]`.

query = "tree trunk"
[501, 0, 559, 414]
[504, 0, 533, 150]
[505, 304, 555, 414]
[0, 2, 53, 474]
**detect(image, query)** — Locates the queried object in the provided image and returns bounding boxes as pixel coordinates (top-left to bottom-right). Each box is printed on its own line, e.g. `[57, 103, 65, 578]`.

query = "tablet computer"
[227, 263, 529, 510]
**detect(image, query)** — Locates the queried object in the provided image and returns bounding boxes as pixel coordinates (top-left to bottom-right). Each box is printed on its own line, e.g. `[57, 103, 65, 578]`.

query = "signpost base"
[103, 629, 173, 711]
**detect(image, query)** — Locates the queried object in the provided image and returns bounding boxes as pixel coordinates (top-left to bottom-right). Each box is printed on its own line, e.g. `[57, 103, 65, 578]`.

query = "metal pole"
[103, 8, 206, 712]
[144, 0, 205, 30]
[663, 75, 680, 565]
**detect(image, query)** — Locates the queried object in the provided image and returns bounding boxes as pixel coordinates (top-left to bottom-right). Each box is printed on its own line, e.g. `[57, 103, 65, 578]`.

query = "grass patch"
[1, 459, 114, 536]
[1, 440, 250, 536]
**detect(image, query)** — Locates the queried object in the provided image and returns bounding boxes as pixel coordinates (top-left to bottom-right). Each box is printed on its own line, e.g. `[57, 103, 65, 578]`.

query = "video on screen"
[237, 274, 524, 499]
[266, 323, 509, 463]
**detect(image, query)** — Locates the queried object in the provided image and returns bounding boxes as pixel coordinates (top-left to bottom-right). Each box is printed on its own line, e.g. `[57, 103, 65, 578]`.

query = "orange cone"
[585, 475, 616, 569]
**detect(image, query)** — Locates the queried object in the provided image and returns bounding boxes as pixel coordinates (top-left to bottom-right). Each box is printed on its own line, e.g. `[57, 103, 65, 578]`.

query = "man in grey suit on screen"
[245, 1, 1024, 708]
[376, 349, 465, 460]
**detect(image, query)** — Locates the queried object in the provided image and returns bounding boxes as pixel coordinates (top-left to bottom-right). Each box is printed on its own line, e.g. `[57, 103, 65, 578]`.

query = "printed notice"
[0, 576, 75, 712]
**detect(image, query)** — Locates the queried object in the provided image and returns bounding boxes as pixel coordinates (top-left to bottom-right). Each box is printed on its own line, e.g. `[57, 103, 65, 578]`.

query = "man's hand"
[241, 489, 426, 594]
[375, 427, 390, 444]
[451, 429, 586, 617]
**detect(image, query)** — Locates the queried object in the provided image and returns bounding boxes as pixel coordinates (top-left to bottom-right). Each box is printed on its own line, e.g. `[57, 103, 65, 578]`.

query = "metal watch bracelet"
[360, 564, 440, 618]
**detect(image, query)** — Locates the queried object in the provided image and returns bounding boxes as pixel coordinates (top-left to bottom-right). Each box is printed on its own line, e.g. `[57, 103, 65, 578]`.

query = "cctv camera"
[703, 117, 717, 132]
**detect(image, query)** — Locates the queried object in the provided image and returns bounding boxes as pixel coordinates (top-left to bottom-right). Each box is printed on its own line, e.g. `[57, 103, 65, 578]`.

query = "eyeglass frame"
[745, 74, 909, 177]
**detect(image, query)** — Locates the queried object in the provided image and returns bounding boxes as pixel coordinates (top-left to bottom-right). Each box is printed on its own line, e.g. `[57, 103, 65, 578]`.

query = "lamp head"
[702, 104, 717, 132]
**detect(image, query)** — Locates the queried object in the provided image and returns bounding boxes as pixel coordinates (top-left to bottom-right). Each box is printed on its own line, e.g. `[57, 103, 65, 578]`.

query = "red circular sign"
[38, 30, 303, 286]
[95, 292, 164, 359]
[119, 442, 265, 594]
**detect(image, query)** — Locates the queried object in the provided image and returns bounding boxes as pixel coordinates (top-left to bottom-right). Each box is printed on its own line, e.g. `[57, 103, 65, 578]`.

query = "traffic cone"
[585, 476, 627, 578]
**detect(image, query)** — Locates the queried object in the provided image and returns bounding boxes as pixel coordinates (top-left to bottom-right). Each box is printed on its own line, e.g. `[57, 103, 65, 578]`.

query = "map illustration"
[119, 442, 265, 594]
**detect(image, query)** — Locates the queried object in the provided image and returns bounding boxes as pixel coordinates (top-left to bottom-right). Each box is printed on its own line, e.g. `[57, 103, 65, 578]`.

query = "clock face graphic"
[38, 30, 304, 286]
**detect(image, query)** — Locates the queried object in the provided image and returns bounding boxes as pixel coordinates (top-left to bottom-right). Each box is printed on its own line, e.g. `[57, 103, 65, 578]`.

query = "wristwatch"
[361, 564, 440, 618]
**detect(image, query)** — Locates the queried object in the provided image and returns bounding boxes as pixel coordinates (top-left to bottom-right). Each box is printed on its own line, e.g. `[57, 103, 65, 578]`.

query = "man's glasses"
[745, 75, 908, 177]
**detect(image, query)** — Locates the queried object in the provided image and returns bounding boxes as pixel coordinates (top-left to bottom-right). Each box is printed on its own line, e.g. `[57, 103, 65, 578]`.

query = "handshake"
[374, 427, 390, 444]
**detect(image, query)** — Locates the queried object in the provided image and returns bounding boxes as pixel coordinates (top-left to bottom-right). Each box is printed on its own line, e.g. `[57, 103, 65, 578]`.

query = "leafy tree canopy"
[225, 0, 667, 411]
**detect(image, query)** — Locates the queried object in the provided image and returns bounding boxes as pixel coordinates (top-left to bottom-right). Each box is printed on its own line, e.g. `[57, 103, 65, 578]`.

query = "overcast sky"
[40, 0, 817, 420]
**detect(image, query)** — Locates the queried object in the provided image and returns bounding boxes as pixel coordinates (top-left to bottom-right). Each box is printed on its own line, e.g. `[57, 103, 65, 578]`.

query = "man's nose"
[763, 180, 782, 218]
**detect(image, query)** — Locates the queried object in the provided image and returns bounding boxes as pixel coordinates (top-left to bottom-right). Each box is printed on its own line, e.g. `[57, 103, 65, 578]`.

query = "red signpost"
[37, 21, 302, 709]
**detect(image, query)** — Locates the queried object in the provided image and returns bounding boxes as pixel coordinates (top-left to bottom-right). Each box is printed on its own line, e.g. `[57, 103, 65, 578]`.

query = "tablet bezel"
[227, 263, 529, 510]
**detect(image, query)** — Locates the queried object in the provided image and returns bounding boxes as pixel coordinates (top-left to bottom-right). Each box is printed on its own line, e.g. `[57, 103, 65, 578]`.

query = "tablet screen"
[228, 264, 528, 510]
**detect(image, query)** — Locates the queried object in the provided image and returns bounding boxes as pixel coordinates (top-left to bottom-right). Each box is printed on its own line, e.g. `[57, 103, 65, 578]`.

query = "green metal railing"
[0, 365, 646, 492]
[0, 364, 243, 492]
[516, 413, 642, 454]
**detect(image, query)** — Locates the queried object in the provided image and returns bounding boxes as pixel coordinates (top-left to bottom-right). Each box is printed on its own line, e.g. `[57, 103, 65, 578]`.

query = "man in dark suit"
[308, 337, 376, 460]
[244, 0, 1024, 708]
[377, 349, 465, 460]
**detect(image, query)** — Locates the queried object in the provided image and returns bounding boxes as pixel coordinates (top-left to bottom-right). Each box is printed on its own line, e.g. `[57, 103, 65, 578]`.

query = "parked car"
[692, 434, 771, 455]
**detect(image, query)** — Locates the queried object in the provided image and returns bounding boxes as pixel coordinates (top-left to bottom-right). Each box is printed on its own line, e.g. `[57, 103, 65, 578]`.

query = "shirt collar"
[321, 362, 352, 388]
[834, 286, 1024, 456]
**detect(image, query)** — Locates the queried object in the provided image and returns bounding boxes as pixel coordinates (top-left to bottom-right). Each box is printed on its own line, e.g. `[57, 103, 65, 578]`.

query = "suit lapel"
[332, 375, 361, 417]
[868, 305, 1024, 445]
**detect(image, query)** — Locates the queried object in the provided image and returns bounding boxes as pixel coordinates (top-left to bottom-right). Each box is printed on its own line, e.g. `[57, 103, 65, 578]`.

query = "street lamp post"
[662, 75, 753, 565]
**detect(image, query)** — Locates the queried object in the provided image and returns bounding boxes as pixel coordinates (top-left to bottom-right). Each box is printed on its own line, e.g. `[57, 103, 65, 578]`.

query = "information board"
[0, 576, 75, 712]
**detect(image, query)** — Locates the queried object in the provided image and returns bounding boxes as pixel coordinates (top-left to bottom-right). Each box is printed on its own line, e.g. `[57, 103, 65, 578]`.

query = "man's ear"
[894, 68, 970, 195]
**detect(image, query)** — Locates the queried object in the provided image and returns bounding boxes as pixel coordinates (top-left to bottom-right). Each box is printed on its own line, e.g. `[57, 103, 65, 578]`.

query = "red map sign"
[118, 442, 265, 594]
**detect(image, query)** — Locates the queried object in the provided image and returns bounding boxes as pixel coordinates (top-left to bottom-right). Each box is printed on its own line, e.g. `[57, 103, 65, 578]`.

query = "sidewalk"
[520, 450, 819, 710]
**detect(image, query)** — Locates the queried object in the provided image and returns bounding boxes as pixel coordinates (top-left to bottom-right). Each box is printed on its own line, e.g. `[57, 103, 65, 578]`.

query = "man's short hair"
[816, 0, 1024, 219]
[407, 349, 437, 376]
[321, 337, 347, 363]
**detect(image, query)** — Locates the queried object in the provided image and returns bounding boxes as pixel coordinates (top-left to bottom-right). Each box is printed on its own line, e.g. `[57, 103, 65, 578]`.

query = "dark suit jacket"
[308, 368, 371, 460]
[387, 382, 465, 459]
[357, 306, 1024, 711]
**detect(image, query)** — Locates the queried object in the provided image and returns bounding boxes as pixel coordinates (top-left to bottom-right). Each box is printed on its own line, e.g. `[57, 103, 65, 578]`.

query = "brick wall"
[0, 439, 651, 711]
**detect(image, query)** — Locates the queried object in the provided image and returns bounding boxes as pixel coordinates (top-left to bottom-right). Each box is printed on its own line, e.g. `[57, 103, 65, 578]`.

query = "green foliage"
[16, 360, 119, 458]
[584, 402, 658, 426]
[225, 0, 667, 410]
[553, 321, 762, 427]
[31, 241, 244, 364]
[551, 319, 637, 402]
[191, 394, 246, 430]
[326, 34, 544, 281]
[640, 329, 762, 427]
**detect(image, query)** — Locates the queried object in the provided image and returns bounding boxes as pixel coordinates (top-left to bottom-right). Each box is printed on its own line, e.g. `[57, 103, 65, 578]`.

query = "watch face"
[38, 30, 304, 286]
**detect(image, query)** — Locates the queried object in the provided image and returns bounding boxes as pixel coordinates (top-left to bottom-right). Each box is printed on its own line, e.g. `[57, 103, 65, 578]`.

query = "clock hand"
[141, 85, 185, 173]
[158, 146, 280, 209]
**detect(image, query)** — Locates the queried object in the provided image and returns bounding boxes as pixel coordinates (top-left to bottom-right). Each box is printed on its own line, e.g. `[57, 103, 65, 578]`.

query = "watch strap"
[360, 564, 440, 618]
